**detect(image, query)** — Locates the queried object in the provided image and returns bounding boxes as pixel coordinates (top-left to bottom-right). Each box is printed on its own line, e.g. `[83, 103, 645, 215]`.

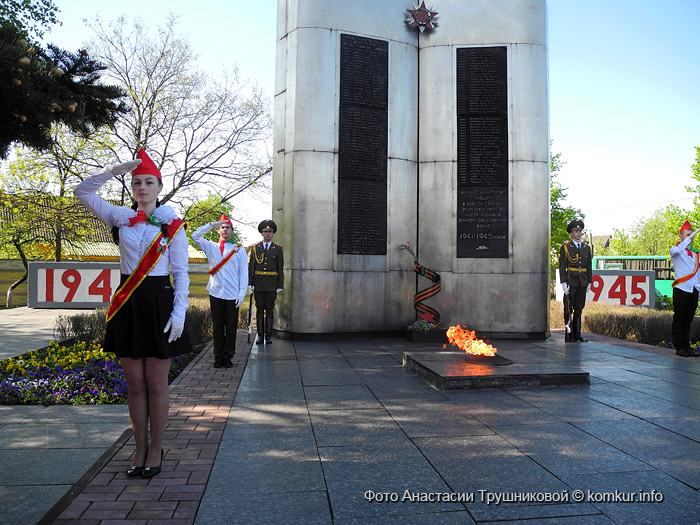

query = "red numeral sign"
[587, 274, 649, 306]
[44, 268, 115, 303]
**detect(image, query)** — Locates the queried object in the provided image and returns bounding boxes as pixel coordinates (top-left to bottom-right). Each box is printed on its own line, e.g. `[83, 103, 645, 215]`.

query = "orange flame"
[443, 325, 497, 356]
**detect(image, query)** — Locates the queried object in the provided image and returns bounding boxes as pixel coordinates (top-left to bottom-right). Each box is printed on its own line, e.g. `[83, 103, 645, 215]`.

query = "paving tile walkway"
[45, 334, 251, 524]
[30, 329, 700, 524]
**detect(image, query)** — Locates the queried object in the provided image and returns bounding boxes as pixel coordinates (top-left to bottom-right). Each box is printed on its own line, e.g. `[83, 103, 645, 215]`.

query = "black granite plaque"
[456, 47, 507, 116]
[457, 116, 508, 186]
[340, 34, 388, 109]
[337, 179, 387, 255]
[457, 186, 508, 258]
[338, 34, 388, 255]
[338, 105, 387, 182]
[456, 47, 508, 258]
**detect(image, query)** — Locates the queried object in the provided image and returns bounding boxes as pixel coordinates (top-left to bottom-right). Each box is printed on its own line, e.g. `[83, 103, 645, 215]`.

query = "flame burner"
[404, 324, 589, 389]
[443, 325, 512, 365]
[464, 354, 513, 366]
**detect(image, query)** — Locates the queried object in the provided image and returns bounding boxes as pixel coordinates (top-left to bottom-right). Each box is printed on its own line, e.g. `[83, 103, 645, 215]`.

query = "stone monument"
[273, 0, 550, 339]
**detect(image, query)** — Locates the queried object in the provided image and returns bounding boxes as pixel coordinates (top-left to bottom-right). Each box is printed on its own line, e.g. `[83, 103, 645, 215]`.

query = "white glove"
[248, 285, 254, 292]
[164, 318, 184, 343]
[276, 288, 283, 294]
[586, 283, 591, 293]
[690, 229, 698, 240]
[235, 295, 245, 308]
[109, 159, 142, 175]
[211, 221, 228, 228]
[561, 283, 570, 295]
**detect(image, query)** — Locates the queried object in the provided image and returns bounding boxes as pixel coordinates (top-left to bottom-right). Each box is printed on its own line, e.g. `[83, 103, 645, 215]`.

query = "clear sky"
[42, 1, 700, 243]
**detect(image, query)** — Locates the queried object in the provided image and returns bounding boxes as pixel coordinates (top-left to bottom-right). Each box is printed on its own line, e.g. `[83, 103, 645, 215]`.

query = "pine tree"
[0, 24, 127, 157]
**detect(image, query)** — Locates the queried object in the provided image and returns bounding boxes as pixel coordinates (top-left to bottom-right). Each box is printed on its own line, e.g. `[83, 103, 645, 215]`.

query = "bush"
[187, 297, 213, 348]
[54, 298, 217, 349]
[550, 300, 700, 346]
[238, 296, 252, 329]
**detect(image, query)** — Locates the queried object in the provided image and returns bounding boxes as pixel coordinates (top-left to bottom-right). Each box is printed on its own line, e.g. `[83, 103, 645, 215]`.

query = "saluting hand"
[109, 158, 142, 175]
[211, 221, 229, 228]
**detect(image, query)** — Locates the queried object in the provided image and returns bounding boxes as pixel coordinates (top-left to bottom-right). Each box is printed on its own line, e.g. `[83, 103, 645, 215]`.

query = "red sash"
[208, 243, 242, 276]
[672, 250, 700, 288]
[106, 219, 185, 322]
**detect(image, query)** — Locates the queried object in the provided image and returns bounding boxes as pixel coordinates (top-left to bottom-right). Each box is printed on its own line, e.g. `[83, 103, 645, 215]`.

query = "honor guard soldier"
[559, 219, 592, 342]
[669, 220, 700, 357]
[249, 220, 284, 344]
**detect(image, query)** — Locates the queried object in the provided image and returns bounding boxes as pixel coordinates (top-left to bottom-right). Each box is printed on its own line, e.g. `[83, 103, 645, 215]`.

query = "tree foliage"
[608, 208, 680, 256]
[550, 144, 584, 270]
[0, 0, 59, 40]
[0, 24, 128, 158]
[0, 125, 115, 261]
[84, 14, 272, 214]
[550, 147, 583, 249]
[184, 195, 241, 246]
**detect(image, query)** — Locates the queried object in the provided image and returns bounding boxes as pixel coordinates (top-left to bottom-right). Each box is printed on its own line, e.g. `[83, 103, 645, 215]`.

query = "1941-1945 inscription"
[338, 34, 388, 255]
[456, 47, 508, 258]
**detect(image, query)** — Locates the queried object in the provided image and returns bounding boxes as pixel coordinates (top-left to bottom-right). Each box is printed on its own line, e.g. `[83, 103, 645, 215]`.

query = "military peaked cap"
[566, 219, 585, 233]
[258, 219, 277, 233]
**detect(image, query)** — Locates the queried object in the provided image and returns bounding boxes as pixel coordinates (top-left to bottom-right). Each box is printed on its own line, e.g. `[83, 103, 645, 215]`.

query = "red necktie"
[128, 210, 148, 226]
[219, 240, 225, 255]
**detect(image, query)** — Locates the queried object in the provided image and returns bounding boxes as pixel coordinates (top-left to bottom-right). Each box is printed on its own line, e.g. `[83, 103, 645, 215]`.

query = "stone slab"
[403, 351, 589, 390]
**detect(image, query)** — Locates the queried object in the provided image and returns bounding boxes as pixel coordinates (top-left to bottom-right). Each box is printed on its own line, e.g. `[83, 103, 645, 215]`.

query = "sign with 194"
[28, 262, 121, 309]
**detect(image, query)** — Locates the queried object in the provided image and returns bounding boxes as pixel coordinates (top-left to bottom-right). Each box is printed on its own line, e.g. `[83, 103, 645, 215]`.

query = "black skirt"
[105, 275, 193, 359]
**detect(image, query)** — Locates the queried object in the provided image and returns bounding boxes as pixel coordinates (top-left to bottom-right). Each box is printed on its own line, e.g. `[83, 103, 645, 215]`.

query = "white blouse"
[192, 222, 248, 301]
[75, 168, 189, 325]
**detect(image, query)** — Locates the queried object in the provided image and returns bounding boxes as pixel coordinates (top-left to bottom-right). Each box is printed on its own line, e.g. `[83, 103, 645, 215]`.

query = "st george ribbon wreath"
[400, 242, 441, 328]
[414, 260, 442, 328]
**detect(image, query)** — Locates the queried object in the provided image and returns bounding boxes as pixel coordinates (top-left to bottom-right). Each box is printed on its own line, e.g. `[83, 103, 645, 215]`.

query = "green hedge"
[550, 301, 700, 346]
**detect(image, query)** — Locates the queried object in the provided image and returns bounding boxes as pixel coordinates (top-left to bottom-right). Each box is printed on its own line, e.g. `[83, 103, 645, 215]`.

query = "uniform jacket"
[559, 241, 592, 288]
[249, 242, 284, 292]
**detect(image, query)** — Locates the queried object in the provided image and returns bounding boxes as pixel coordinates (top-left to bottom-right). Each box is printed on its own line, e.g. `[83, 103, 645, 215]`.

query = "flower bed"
[0, 341, 199, 405]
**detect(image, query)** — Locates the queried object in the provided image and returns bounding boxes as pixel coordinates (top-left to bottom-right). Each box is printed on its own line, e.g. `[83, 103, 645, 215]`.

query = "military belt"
[567, 267, 587, 272]
[255, 271, 278, 276]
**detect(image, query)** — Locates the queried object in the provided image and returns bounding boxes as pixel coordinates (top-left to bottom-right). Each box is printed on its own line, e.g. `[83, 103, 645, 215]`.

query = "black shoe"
[141, 449, 164, 478]
[256, 336, 264, 344]
[265, 339, 272, 344]
[126, 465, 143, 477]
[214, 360, 224, 368]
[224, 359, 233, 368]
[127, 448, 146, 477]
[576, 336, 588, 342]
[675, 346, 691, 357]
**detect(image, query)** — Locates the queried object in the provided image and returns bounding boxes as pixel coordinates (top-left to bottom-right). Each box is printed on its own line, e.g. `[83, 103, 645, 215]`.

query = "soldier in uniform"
[559, 219, 592, 342]
[249, 220, 284, 344]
